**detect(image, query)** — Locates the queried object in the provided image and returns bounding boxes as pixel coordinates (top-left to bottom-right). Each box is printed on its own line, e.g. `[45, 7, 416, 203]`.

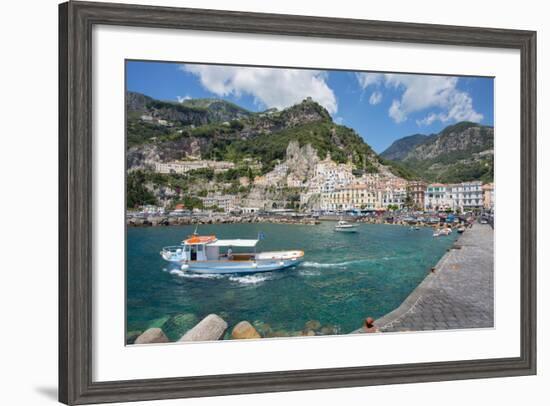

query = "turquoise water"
[126, 222, 458, 337]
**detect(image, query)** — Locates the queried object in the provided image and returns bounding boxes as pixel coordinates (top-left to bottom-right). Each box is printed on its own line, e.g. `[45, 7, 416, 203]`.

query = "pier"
[359, 223, 494, 333]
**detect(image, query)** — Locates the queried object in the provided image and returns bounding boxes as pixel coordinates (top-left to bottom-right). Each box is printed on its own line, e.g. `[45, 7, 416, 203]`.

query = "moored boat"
[433, 227, 452, 237]
[160, 233, 304, 274]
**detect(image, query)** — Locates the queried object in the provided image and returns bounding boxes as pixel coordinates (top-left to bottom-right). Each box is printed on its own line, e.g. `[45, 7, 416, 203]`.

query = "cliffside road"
[366, 223, 494, 332]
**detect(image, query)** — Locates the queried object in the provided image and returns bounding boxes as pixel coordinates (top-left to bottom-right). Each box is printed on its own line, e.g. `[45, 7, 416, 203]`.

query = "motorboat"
[334, 220, 358, 233]
[160, 233, 304, 274]
[433, 227, 452, 237]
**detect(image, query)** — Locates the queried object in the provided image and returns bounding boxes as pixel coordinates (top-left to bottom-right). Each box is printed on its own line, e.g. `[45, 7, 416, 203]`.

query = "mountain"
[380, 133, 432, 160]
[381, 122, 494, 183]
[125, 92, 415, 209]
[126, 92, 403, 176]
[127, 91, 252, 128]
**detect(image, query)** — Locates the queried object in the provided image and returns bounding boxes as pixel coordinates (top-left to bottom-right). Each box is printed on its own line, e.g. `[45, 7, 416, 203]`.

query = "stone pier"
[358, 223, 494, 333]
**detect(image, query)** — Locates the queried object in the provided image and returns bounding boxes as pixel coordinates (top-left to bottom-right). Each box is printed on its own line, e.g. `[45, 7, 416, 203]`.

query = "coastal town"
[128, 147, 494, 222]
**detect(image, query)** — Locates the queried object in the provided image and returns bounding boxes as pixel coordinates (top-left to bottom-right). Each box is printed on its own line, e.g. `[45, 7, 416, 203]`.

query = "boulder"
[253, 321, 272, 336]
[179, 314, 228, 342]
[126, 330, 142, 345]
[304, 320, 321, 331]
[134, 328, 169, 344]
[301, 329, 316, 337]
[319, 325, 339, 336]
[231, 321, 261, 339]
[161, 313, 198, 341]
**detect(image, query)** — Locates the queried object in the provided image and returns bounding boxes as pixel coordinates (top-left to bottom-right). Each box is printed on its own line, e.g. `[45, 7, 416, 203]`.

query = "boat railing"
[161, 245, 183, 253]
[160, 245, 186, 260]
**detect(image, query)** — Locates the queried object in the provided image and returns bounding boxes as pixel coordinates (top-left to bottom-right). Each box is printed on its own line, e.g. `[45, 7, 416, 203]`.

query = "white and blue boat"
[160, 233, 304, 274]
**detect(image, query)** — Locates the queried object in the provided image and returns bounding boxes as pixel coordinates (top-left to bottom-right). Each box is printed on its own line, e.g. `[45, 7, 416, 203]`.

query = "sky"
[126, 61, 494, 153]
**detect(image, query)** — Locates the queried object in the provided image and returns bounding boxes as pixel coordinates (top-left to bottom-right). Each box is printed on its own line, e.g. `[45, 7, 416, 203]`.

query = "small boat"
[160, 233, 304, 274]
[433, 227, 452, 237]
[457, 225, 466, 234]
[334, 220, 358, 233]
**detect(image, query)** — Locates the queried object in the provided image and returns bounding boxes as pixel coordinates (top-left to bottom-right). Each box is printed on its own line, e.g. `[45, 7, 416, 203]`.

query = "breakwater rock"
[135, 328, 170, 344]
[127, 215, 320, 227]
[127, 314, 346, 344]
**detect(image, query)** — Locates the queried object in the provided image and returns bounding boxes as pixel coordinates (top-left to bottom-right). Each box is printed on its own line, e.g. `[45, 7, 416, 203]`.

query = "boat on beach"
[334, 220, 358, 233]
[160, 233, 304, 274]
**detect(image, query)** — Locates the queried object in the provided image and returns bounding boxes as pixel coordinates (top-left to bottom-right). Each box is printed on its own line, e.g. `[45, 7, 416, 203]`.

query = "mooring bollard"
[364, 317, 378, 333]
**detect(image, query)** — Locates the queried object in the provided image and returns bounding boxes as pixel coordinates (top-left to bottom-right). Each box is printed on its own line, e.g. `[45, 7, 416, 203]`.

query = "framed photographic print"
[59, 1, 536, 404]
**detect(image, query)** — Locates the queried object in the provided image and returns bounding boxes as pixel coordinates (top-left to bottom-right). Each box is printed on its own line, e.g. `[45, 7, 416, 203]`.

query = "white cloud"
[369, 91, 382, 105]
[356, 72, 384, 89]
[180, 65, 338, 114]
[356, 72, 483, 126]
[334, 116, 344, 124]
[176, 95, 191, 103]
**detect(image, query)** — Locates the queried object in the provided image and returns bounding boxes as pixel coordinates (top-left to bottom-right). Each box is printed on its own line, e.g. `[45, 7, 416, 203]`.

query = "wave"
[298, 269, 321, 276]
[169, 269, 223, 279]
[228, 274, 272, 285]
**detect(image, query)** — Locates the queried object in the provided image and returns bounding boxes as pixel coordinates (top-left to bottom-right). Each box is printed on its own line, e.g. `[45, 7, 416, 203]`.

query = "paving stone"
[373, 224, 494, 333]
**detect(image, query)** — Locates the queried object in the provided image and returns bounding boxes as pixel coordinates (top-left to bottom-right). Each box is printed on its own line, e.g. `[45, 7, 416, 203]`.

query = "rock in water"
[162, 313, 198, 341]
[179, 314, 228, 342]
[126, 330, 142, 345]
[304, 320, 321, 331]
[231, 321, 261, 339]
[134, 328, 169, 344]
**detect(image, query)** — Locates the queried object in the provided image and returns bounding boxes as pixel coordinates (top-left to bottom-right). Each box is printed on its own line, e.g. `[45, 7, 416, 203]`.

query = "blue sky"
[126, 61, 494, 153]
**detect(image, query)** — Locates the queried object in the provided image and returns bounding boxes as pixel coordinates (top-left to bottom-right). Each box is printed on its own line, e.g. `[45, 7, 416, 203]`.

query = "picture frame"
[59, 1, 537, 404]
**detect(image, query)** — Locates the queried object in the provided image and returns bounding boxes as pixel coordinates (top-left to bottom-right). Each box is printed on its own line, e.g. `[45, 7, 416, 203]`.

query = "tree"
[404, 195, 414, 209]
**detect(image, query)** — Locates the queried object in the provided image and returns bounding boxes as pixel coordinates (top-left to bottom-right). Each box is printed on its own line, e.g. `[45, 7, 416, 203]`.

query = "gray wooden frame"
[59, 1, 537, 404]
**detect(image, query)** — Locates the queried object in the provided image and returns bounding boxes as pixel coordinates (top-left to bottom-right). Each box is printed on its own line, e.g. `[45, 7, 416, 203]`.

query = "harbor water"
[126, 222, 459, 337]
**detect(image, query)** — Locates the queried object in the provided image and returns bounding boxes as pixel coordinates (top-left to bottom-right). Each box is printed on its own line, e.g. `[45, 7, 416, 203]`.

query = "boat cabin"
[163, 235, 260, 262]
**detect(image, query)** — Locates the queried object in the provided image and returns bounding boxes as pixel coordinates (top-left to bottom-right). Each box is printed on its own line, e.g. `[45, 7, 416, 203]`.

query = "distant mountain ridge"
[127, 91, 252, 126]
[380, 133, 433, 160]
[381, 121, 494, 183]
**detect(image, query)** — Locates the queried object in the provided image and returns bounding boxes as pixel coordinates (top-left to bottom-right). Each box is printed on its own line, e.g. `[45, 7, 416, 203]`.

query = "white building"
[154, 161, 208, 174]
[320, 183, 382, 211]
[448, 181, 484, 211]
[154, 160, 235, 175]
[311, 156, 354, 193]
[425, 183, 454, 210]
[202, 194, 240, 212]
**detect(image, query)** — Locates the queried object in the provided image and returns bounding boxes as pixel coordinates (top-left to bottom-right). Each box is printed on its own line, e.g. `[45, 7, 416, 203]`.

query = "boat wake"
[228, 274, 272, 285]
[168, 269, 224, 280]
[301, 259, 367, 269]
[165, 267, 272, 285]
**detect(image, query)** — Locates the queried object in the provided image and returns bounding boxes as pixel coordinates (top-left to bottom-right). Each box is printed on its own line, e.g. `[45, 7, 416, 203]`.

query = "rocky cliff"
[381, 122, 494, 183]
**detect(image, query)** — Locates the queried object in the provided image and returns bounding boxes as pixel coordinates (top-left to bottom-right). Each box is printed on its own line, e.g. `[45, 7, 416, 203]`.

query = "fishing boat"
[160, 233, 304, 274]
[334, 219, 358, 233]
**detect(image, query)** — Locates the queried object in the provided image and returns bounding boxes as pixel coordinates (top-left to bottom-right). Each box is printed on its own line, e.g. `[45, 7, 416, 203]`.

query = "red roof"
[183, 235, 217, 245]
